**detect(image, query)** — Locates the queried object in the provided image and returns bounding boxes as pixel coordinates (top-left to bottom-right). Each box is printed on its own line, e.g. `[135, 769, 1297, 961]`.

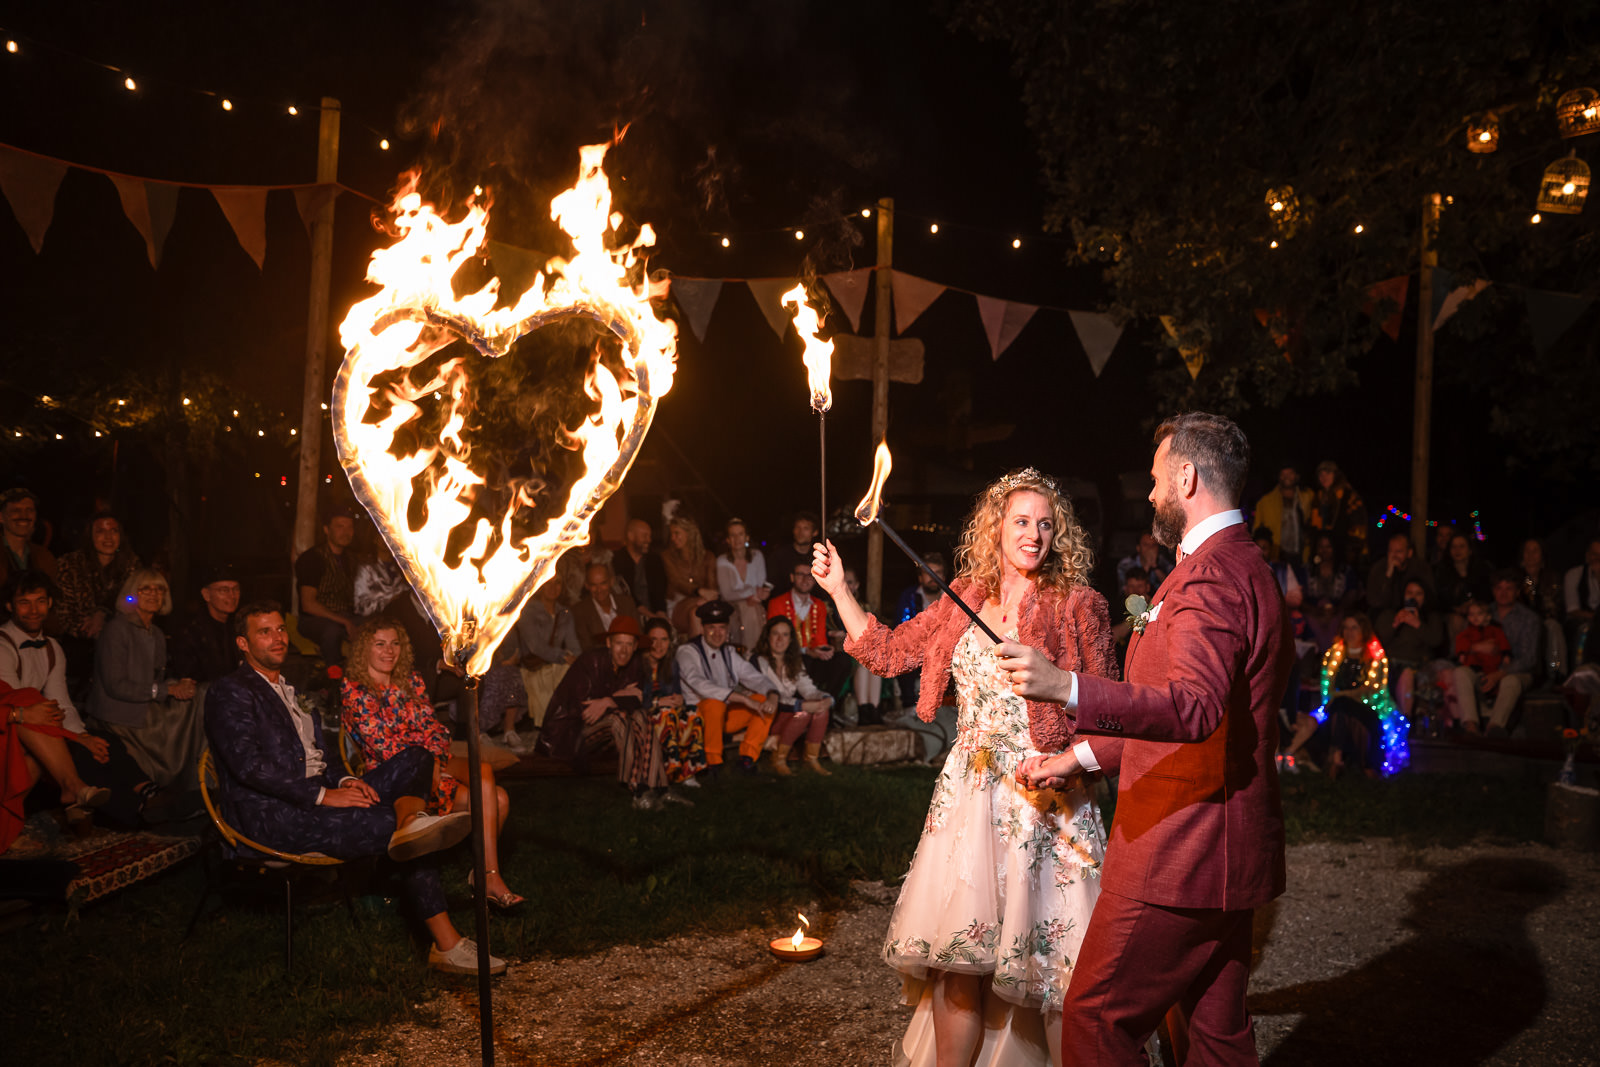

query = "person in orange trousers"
[673, 600, 779, 776]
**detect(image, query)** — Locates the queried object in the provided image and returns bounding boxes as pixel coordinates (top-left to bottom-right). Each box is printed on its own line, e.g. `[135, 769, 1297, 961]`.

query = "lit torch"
[783, 283, 833, 535]
[332, 142, 676, 1042]
[855, 440, 999, 643]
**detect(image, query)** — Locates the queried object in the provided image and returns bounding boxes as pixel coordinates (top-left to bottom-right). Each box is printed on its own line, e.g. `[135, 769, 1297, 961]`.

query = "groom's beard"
[1151, 485, 1186, 550]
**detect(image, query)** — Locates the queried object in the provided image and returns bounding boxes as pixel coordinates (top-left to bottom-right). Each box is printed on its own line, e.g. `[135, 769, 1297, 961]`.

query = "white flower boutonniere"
[1125, 594, 1152, 635]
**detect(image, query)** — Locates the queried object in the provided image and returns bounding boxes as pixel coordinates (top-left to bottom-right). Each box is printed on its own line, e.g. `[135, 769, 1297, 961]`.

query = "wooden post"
[293, 97, 341, 577]
[867, 198, 893, 612]
[1410, 193, 1439, 558]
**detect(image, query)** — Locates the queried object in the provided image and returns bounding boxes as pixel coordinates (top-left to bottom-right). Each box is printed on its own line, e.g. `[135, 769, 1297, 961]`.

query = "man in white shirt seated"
[204, 600, 505, 976]
[675, 600, 779, 777]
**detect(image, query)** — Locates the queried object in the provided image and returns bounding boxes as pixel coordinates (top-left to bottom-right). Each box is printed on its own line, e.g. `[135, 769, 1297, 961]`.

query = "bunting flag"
[1525, 288, 1594, 353]
[1068, 310, 1123, 377]
[975, 295, 1038, 360]
[821, 268, 871, 332]
[669, 277, 724, 342]
[1362, 275, 1410, 341]
[1160, 315, 1206, 379]
[486, 241, 552, 300]
[745, 277, 799, 339]
[293, 183, 341, 234]
[892, 271, 946, 334]
[211, 188, 268, 269]
[109, 175, 179, 268]
[1434, 274, 1491, 331]
[0, 146, 68, 253]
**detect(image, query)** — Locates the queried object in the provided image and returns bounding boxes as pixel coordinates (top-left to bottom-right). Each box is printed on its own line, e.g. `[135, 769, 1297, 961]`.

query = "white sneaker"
[388, 811, 472, 861]
[500, 730, 532, 754]
[429, 936, 507, 975]
[679, 776, 701, 789]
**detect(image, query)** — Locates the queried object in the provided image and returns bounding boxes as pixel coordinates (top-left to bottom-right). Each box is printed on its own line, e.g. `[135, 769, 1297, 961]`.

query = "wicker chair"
[185, 749, 357, 972]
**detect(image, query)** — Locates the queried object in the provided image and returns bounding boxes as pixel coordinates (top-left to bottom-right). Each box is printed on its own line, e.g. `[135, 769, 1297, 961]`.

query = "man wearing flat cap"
[170, 563, 244, 685]
[676, 599, 778, 777]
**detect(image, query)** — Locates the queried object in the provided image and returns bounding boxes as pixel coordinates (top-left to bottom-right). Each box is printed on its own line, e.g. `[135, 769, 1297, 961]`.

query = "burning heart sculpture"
[332, 144, 677, 676]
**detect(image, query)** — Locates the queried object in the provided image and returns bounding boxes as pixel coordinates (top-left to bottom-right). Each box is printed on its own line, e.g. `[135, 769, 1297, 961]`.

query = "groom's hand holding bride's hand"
[994, 641, 1073, 704]
[1017, 751, 1082, 791]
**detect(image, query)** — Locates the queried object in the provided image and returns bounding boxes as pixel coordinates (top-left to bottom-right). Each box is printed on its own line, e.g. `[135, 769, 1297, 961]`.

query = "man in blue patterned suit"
[205, 600, 506, 975]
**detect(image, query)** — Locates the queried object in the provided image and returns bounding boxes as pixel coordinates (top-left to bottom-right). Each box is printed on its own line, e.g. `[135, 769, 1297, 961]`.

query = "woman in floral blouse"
[813, 468, 1117, 1067]
[341, 617, 522, 908]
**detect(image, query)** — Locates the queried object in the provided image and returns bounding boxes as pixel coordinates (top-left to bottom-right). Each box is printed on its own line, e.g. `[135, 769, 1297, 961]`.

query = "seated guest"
[676, 600, 779, 777]
[295, 508, 361, 664]
[1116, 531, 1173, 593]
[1447, 582, 1537, 738]
[208, 603, 502, 975]
[1285, 613, 1405, 778]
[52, 512, 139, 676]
[573, 563, 639, 651]
[515, 579, 580, 740]
[1309, 460, 1367, 564]
[1564, 539, 1600, 667]
[88, 569, 204, 790]
[1255, 527, 1306, 601]
[716, 517, 769, 651]
[1375, 579, 1445, 719]
[889, 552, 947, 723]
[639, 618, 706, 787]
[1253, 464, 1314, 563]
[1366, 531, 1431, 616]
[1518, 538, 1567, 677]
[662, 516, 718, 637]
[342, 617, 522, 908]
[2, 680, 100, 852]
[767, 561, 851, 697]
[614, 518, 668, 619]
[1304, 534, 1360, 650]
[752, 617, 833, 776]
[1434, 533, 1493, 639]
[1428, 522, 1458, 568]
[0, 488, 56, 591]
[764, 512, 821, 599]
[169, 565, 243, 685]
[2, 575, 130, 826]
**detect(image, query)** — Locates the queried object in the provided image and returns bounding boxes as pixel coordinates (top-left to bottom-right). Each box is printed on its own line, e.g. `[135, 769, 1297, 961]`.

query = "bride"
[812, 469, 1118, 1067]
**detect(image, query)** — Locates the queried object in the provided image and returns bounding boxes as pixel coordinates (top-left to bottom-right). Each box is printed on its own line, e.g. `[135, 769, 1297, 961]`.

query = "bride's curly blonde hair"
[953, 468, 1095, 599]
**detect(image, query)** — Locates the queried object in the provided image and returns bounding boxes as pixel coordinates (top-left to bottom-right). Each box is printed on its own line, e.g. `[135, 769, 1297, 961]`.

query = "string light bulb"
[1354, 224, 1364, 234]
[1531, 213, 1543, 224]
[720, 236, 730, 248]
[860, 208, 871, 218]
[320, 402, 328, 411]
[1270, 201, 1285, 212]
[123, 76, 136, 91]
[116, 399, 125, 406]
[231, 409, 239, 416]
[929, 223, 939, 234]
[379, 138, 390, 150]
[221, 98, 232, 111]
[1562, 181, 1577, 195]
[5, 40, 17, 54]
[256, 429, 264, 437]
[94, 431, 102, 437]
[182, 396, 191, 406]
[290, 428, 298, 435]
[794, 229, 804, 240]
[1011, 238, 1022, 249]
[54, 434, 62, 440]
[287, 105, 298, 116]
[1269, 240, 1279, 248]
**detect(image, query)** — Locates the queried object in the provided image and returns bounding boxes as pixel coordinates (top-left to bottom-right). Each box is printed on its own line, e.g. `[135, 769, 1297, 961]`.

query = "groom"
[999, 412, 1292, 1066]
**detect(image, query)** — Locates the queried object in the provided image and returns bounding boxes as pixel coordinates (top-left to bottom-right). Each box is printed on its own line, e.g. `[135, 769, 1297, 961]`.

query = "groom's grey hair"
[1153, 412, 1250, 504]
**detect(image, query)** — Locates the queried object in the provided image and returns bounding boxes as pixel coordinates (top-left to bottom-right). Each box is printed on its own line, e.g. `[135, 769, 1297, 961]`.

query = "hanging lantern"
[1466, 116, 1499, 153]
[1557, 88, 1600, 139]
[1265, 186, 1298, 225]
[1536, 156, 1590, 215]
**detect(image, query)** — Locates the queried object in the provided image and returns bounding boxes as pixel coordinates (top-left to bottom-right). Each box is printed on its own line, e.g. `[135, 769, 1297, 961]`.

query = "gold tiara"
[989, 468, 1060, 498]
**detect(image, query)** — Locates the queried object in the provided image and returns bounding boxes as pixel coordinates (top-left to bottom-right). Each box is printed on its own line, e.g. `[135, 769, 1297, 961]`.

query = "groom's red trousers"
[1062, 888, 1257, 1066]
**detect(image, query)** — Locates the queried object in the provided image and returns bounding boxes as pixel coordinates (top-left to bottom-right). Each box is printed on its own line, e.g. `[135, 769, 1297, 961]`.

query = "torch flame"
[854, 440, 893, 524]
[782, 283, 833, 413]
[790, 912, 811, 949]
[333, 143, 677, 676]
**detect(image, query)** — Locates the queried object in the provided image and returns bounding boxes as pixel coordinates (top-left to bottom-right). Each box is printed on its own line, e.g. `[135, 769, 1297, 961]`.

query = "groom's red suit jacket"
[1075, 523, 1293, 911]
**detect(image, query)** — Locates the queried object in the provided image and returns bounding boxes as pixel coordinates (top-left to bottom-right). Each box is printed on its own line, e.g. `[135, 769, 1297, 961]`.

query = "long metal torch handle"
[874, 519, 1002, 644]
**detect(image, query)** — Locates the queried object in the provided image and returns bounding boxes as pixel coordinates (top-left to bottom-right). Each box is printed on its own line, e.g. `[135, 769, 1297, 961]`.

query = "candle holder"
[769, 934, 825, 962]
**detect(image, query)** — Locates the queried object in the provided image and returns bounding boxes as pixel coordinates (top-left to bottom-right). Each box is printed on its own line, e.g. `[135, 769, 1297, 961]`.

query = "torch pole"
[457, 669, 495, 1066]
[819, 411, 827, 540]
[872, 518, 1001, 644]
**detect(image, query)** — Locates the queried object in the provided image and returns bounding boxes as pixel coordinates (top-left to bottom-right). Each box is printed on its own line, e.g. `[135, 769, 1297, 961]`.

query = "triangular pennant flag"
[1434, 278, 1490, 331]
[746, 278, 798, 339]
[0, 147, 68, 253]
[109, 175, 179, 268]
[1429, 268, 1456, 323]
[1525, 289, 1594, 353]
[891, 271, 946, 334]
[1361, 275, 1410, 341]
[1160, 315, 1206, 379]
[974, 295, 1038, 360]
[293, 183, 340, 234]
[487, 241, 552, 299]
[821, 269, 871, 332]
[669, 277, 724, 342]
[211, 188, 269, 269]
[1068, 310, 1124, 377]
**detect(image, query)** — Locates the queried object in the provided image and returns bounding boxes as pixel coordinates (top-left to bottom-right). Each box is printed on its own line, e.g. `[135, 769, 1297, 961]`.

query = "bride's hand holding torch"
[813, 540, 873, 642]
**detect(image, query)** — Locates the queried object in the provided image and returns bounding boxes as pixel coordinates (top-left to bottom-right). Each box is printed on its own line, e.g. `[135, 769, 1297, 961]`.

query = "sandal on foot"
[468, 868, 526, 910]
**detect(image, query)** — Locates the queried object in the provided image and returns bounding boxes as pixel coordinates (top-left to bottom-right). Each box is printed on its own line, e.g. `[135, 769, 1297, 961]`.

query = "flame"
[782, 283, 832, 413]
[854, 440, 893, 524]
[790, 912, 811, 949]
[333, 143, 677, 675]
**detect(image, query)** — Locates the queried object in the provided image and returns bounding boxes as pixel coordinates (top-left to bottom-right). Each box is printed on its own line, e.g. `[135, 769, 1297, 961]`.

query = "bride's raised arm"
[813, 539, 942, 677]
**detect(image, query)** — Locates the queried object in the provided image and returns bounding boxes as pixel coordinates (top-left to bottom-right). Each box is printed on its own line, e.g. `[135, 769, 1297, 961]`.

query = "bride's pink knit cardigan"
[844, 576, 1117, 753]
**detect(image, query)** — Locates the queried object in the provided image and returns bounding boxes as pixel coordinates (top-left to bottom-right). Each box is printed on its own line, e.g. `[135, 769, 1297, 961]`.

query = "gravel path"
[335, 841, 1600, 1066]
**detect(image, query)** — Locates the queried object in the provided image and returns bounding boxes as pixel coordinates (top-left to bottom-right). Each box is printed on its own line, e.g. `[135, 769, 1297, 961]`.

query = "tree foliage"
[956, 0, 1600, 457]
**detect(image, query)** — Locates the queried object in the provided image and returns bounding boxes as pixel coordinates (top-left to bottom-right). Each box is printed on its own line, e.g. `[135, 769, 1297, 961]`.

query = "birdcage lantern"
[1265, 186, 1298, 226]
[1536, 156, 1590, 215]
[1557, 88, 1600, 139]
[1466, 116, 1499, 153]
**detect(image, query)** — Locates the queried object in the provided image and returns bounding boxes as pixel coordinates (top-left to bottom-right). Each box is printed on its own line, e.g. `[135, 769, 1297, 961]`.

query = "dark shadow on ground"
[1250, 857, 1565, 1066]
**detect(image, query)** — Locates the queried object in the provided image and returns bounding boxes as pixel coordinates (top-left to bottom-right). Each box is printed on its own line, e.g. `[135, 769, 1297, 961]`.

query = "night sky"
[1, 0, 1591, 604]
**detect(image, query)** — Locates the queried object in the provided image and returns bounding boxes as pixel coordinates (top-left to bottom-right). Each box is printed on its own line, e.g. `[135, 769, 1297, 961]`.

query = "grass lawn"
[1, 763, 1550, 1065]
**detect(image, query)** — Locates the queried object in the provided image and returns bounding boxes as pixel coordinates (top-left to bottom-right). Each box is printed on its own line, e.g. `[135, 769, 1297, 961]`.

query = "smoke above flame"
[333, 142, 676, 676]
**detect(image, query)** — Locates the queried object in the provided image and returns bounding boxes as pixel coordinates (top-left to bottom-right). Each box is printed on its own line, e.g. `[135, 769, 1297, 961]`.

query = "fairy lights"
[1374, 504, 1486, 540]
[1311, 637, 1409, 775]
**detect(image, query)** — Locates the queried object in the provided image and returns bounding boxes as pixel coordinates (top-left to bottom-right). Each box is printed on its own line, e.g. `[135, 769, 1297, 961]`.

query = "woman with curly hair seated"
[340, 616, 522, 908]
